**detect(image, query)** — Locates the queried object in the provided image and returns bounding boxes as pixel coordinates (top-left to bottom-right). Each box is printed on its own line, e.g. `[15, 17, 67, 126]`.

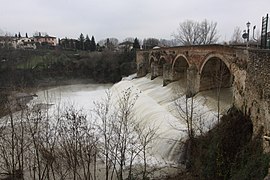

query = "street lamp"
[252, 25, 259, 48]
[246, 21, 251, 42]
[247, 21, 250, 48]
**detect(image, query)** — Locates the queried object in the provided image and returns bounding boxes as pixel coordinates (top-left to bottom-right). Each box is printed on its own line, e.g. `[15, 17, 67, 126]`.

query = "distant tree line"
[59, 34, 181, 52]
[60, 34, 144, 52]
[60, 34, 97, 51]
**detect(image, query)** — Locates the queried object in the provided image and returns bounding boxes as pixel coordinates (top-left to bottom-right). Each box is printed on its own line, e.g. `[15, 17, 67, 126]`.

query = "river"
[0, 74, 233, 179]
[31, 74, 232, 162]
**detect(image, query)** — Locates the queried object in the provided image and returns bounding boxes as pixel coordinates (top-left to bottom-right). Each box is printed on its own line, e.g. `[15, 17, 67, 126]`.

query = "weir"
[1, 79, 232, 162]
[112, 74, 233, 162]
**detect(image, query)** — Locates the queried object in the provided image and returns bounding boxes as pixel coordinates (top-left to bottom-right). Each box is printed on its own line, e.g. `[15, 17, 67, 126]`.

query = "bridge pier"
[163, 63, 174, 86]
[186, 65, 200, 97]
[151, 62, 162, 80]
[137, 62, 148, 77]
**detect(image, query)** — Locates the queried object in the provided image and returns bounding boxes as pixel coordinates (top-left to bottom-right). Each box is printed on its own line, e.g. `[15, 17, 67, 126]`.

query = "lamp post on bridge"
[246, 21, 251, 41]
[246, 21, 251, 47]
[242, 21, 251, 48]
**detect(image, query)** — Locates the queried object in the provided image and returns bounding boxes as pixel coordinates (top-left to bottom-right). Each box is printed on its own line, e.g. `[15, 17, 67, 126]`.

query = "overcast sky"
[0, 0, 269, 42]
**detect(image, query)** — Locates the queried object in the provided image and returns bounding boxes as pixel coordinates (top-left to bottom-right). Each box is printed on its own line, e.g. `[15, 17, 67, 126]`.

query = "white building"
[0, 36, 36, 49]
[16, 37, 36, 49]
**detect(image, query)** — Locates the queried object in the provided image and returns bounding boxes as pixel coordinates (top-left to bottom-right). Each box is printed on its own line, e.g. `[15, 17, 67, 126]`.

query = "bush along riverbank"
[178, 106, 270, 180]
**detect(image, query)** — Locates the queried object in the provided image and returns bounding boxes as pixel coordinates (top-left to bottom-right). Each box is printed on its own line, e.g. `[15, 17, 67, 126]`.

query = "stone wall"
[244, 50, 270, 137]
[136, 51, 149, 77]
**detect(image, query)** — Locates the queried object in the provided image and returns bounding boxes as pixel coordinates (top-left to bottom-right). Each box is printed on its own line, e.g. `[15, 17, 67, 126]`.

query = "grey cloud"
[0, 0, 269, 41]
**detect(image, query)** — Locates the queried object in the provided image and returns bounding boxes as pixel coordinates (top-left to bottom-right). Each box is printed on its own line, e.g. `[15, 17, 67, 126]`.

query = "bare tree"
[122, 37, 135, 43]
[199, 19, 219, 45]
[94, 91, 114, 180]
[159, 39, 179, 47]
[143, 38, 160, 49]
[58, 107, 88, 180]
[211, 60, 231, 124]
[230, 26, 244, 44]
[135, 125, 157, 179]
[93, 87, 160, 180]
[0, 99, 30, 180]
[94, 88, 139, 180]
[173, 19, 219, 45]
[0, 87, 162, 180]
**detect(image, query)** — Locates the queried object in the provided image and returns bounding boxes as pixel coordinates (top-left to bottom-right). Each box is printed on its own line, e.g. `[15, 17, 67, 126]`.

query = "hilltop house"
[16, 37, 36, 49]
[0, 36, 36, 49]
[0, 33, 57, 49]
[33, 35, 57, 46]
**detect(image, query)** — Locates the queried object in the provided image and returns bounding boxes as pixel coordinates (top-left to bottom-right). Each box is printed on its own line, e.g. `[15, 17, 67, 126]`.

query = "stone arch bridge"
[136, 45, 246, 97]
[136, 44, 270, 143]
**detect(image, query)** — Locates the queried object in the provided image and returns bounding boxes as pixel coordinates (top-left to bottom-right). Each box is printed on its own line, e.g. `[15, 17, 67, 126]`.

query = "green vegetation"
[0, 49, 136, 89]
[187, 107, 270, 180]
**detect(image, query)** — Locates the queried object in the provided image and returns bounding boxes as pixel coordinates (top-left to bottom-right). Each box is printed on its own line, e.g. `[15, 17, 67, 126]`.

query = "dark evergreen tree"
[78, 33, 85, 50]
[90, 36, 96, 51]
[96, 43, 102, 51]
[18, 32, 21, 38]
[71, 39, 77, 49]
[133, 37, 140, 49]
[25, 33, 28, 38]
[85, 35, 91, 51]
[15, 34, 18, 38]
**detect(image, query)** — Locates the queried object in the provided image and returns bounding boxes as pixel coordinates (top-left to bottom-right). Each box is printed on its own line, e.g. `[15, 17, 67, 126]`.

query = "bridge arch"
[158, 56, 167, 67]
[172, 54, 190, 83]
[149, 55, 167, 80]
[158, 55, 168, 65]
[199, 54, 233, 91]
[199, 53, 231, 74]
[149, 55, 157, 66]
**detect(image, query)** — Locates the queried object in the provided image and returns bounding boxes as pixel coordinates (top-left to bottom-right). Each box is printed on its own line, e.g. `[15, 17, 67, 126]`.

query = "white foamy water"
[112, 74, 233, 162]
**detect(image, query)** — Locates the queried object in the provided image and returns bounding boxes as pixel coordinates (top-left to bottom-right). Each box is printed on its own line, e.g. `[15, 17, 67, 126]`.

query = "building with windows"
[16, 37, 36, 49]
[33, 35, 57, 46]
